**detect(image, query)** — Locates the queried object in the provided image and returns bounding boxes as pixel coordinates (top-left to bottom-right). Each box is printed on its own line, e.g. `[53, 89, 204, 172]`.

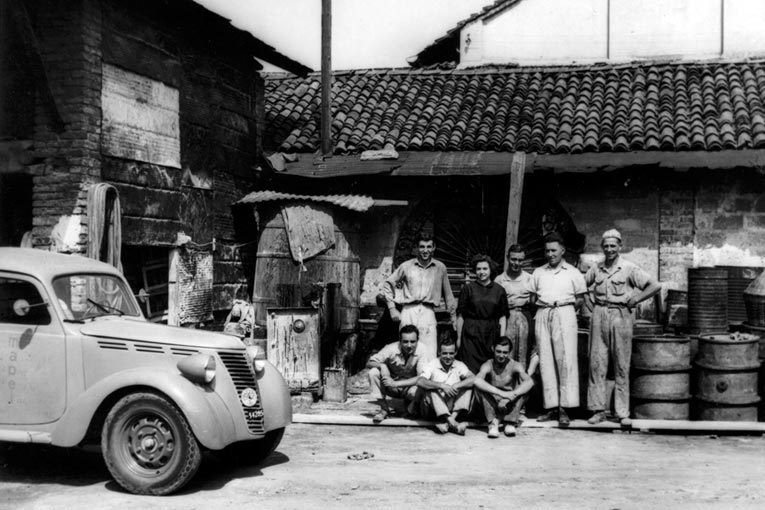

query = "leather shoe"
[536, 410, 558, 422]
[558, 408, 570, 427]
[587, 411, 607, 424]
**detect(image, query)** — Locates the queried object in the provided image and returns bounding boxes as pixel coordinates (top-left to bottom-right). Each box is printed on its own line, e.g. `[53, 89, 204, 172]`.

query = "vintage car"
[0, 248, 291, 495]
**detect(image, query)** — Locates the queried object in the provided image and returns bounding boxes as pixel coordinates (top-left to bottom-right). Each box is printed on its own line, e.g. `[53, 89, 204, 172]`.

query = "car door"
[0, 272, 67, 424]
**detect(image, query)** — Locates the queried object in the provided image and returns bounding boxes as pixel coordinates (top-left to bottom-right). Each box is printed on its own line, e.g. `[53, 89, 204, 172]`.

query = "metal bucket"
[630, 335, 691, 420]
[687, 267, 728, 335]
[693, 333, 761, 421]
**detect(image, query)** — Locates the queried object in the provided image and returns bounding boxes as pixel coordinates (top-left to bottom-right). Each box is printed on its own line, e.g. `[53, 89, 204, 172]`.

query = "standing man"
[416, 338, 474, 434]
[585, 229, 661, 426]
[474, 336, 534, 438]
[494, 244, 533, 370]
[367, 324, 429, 423]
[526, 233, 587, 426]
[383, 232, 457, 359]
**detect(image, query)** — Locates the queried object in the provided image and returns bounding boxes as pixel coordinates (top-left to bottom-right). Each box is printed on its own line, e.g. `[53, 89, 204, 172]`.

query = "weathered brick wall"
[555, 170, 660, 278]
[658, 178, 695, 289]
[30, 0, 102, 251]
[98, 0, 264, 311]
[693, 168, 765, 267]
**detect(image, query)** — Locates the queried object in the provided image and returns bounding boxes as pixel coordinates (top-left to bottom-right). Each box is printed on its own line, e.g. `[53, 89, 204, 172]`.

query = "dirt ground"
[2, 423, 765, 510]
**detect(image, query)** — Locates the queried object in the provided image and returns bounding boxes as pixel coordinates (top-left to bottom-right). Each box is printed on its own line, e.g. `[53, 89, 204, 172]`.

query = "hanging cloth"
[87, 183, 123, 272]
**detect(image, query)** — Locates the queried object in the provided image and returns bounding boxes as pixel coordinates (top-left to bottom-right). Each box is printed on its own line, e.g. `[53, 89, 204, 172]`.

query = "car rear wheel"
[101, 392, 201, 495]
[217, 427, 285, 466]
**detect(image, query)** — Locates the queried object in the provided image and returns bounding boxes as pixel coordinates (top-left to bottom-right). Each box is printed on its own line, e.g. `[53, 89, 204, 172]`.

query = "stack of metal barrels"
[687, 267, 762, 421]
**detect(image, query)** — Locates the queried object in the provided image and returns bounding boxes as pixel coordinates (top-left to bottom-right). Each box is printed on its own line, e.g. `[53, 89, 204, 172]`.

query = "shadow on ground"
[0, 442, 290, 494]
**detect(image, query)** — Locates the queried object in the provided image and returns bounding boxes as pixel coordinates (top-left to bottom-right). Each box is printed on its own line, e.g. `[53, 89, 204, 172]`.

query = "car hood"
[79, 316, 245, 350]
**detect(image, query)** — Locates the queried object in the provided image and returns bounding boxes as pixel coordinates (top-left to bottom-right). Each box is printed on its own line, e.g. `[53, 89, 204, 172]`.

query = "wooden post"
[504, 152, 526, 271]
[320, 0, 332, 156]
[167, 248, 179, 325]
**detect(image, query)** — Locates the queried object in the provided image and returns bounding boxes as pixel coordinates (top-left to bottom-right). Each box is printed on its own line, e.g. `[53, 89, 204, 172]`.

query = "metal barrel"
[693, 333, 761, 421]
[687, 267, 728, 335]
[631, 335, 691, 420]
[718, 266, 764, 325]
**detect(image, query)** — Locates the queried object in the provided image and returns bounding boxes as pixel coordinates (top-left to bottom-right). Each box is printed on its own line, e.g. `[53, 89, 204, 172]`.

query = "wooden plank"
[533, 149, 765, 172]
[102, 157, 182, 189]
[112, 183, 183, 218]
[503, 152, 526, 271]
[276, 149, 765, 179]
[122, 216, 182, 245]
[101, 64, 181, 168]
[102, 28, 181, 88]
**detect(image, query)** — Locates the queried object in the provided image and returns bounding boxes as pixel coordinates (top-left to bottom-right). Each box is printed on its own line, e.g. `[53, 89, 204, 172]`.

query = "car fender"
[258, 362, 292, 432]
[51, 368, 238, 450]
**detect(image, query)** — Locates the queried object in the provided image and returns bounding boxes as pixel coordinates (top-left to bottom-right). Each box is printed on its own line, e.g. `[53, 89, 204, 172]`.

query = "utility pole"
[320, 0, 332, 156]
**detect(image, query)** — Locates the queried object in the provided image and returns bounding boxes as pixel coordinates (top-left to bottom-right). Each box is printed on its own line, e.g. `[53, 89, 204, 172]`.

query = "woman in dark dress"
[456, 254, 508, 374]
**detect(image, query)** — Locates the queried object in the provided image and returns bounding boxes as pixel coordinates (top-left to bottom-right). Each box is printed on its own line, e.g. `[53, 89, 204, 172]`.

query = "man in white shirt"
[526, 233, 587, 426]
[416, 338, 474, 434]
[382, 232, 457, 359]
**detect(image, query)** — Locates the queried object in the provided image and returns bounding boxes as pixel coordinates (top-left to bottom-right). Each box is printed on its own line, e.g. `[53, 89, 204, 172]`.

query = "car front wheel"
[101, 392, 201, 495]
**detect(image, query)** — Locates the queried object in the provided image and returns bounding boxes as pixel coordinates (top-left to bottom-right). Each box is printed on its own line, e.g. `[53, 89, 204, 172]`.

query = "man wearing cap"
[383, 232, 457, 359]
[526, 233, 587, 426]
[585, 229, 661, 426]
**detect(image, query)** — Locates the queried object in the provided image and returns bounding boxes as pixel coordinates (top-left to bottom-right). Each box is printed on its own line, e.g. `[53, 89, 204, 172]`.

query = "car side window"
[0, 277, 51, 325]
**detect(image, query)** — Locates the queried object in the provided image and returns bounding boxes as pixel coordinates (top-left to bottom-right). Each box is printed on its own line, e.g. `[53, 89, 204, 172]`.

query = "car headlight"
[245, 344, 267, 375]
[177, 354, 216, 385]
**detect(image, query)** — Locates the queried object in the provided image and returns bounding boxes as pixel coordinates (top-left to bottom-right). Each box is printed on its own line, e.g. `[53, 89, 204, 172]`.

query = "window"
[0, 277, 51, 325]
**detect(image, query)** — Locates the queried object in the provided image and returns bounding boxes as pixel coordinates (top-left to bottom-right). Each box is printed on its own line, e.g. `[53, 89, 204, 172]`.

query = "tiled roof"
[264, 61, 765, 155]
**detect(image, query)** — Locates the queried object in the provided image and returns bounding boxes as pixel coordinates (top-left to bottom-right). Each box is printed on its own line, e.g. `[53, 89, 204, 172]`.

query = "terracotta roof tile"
[265, 60, 765, 155]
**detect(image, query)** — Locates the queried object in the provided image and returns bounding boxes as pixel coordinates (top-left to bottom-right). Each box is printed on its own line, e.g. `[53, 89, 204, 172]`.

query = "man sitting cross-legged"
[474, 336, 534, 438]
[367, 324, 429, 423]
[416, 338, 475, 434]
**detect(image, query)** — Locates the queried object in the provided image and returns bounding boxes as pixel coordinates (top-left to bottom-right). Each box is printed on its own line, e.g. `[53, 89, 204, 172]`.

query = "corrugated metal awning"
[236, 190, 407, 212]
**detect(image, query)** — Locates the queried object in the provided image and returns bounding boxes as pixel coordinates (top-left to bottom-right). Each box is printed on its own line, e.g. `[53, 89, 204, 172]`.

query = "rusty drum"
[693, 333, 761, 421]
[688, 267, 728, 335]
[631, 335, 691, 420]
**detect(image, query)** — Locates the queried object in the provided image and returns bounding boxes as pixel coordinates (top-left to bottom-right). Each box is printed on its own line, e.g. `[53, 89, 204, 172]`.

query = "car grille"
[216, 350, 265, 434]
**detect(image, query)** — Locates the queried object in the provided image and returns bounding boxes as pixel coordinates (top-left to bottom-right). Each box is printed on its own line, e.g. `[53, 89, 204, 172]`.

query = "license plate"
[244, 409, 264, 420]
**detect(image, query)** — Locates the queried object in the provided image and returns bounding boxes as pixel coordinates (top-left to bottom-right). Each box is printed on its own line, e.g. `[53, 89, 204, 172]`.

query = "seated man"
[416, 338, 474, 434]
[474, 336, 534, 438]
[367, 324, 429, 423]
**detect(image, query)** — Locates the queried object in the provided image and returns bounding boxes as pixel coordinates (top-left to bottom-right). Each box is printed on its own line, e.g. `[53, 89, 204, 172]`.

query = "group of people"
[368, 229, 661, 436]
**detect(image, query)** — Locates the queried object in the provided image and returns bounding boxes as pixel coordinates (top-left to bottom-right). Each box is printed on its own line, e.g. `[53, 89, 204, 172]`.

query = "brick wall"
[658, 178, 695, 289]
[30, 0, 102, 251]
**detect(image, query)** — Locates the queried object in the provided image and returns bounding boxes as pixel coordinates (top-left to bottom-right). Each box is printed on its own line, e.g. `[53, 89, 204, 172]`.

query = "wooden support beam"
[320, 0, 332, 156]
[503, 152, 526, 271]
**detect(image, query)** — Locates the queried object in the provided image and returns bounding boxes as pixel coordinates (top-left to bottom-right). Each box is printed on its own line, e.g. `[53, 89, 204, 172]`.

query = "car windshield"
[52, 274, 141, 320]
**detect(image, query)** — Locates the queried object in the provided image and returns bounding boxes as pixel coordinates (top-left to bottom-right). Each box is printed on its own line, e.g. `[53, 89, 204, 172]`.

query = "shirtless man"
[474, 336, 534, 438]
